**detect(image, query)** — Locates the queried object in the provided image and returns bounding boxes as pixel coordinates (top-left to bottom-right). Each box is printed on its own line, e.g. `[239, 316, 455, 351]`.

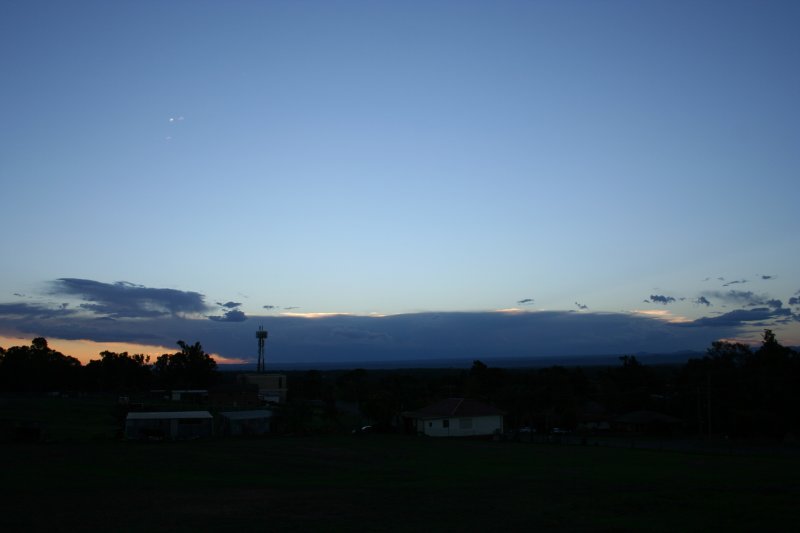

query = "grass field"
[2, 397, 800, 532]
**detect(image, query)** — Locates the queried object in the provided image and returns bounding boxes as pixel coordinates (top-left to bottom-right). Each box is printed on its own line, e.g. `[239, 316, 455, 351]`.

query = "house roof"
[126, 411, 213, 420]
[403, 398, 505, 419]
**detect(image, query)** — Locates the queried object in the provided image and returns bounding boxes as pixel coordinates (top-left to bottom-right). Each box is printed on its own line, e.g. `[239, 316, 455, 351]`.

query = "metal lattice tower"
[256, 325, 268, 373]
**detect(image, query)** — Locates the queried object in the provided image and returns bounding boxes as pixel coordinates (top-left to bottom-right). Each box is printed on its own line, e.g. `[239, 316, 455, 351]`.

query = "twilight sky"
[1, 1, 798, 365]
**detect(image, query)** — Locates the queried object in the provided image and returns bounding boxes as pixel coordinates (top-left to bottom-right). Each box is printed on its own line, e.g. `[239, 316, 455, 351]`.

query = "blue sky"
[1, 1, 799, 364]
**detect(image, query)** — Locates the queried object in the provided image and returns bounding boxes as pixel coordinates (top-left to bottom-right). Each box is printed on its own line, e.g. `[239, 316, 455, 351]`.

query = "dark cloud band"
[52, 278, 210, 318]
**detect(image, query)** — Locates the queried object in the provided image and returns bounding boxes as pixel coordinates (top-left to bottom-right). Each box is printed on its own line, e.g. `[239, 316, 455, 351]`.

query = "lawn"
[2, 397, 799, 531]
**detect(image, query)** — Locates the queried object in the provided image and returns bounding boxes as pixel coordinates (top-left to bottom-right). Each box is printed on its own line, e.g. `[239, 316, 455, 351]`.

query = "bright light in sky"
[1, 1, 798, 363]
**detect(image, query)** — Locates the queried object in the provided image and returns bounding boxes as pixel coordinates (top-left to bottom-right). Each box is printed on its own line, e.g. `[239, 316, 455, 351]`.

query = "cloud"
[4, 280, 796, 366]
[649, 294, 676, 305]
[702, 290, 785, 309]
[0, 302, 78, 320]
[703, 290, 755, 306]
[0, 305, 758, 365]
[517, 298, 534, 305]
[331, 326, 391, 342]
[684, 307, 792, 328]
[722, 279, 748, 287]
[51, 278, 210, 318]
[208, 309, 247, 322]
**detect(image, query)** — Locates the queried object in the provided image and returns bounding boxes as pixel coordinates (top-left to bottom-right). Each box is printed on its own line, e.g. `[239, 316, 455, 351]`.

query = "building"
[238, 373, 288, 404]
[169, 390, 208, 403]
[125, 411, 213, 440]
[403, 398, 505, 437]
[209, 382, 261, 409]
[218, 410, 273, 436]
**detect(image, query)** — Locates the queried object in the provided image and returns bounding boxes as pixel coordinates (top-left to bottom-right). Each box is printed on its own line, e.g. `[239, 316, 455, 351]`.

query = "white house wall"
[418, 415, 503, 437]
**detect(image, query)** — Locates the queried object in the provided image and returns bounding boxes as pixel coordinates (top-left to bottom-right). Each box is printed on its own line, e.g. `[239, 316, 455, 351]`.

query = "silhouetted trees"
[152, 341, 218, 389]
[84, 351, 152, 392]
[2, 331, 798, 441]
[599, 355, 665, 413]
[0, 337, 82, 392]
[0, 338, 219, 393]
[676, 330, 799, 439]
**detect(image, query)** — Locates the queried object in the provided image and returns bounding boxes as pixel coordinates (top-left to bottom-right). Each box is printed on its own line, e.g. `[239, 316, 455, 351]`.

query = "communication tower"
[256, 325, 268, 373]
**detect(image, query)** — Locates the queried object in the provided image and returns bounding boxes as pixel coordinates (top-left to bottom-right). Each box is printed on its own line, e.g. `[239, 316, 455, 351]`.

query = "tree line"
[1, 330, 798, 440]
[287, 330, 800, 440]
[0, 338, 217, 392]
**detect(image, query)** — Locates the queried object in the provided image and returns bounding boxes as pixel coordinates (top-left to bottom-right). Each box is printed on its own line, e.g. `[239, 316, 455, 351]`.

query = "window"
[442, 419, 449, 428]
[459, 418, 473, 430]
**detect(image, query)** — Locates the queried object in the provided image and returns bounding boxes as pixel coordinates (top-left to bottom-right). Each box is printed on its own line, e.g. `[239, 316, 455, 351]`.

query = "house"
[218, 410, 273, 436]
[403, 398, 504, 437]
[125, 411, 213, 440]
[238, 373, 288, 404]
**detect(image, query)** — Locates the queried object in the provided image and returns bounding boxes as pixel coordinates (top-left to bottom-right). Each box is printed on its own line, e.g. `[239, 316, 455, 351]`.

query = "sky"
[1, 0, 799, 366]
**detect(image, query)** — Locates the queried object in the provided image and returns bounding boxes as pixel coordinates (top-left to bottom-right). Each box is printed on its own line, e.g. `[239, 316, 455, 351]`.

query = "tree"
[677, 331, 800, 439]
[744, 329, 799, 438]
[0, 337, 82, 392]
[85, 351, 152, 391]
[336, 368, 369, 405]
[599, 355, 661, 413]
[152, 340, 218, 389]
[466, 359, 505, 401]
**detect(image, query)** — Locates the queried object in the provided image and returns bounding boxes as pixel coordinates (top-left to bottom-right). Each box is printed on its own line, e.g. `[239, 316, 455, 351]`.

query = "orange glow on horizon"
[0, 335, 247, 366]
[280, 311, 387, 318]
[631, 309, 692, 323]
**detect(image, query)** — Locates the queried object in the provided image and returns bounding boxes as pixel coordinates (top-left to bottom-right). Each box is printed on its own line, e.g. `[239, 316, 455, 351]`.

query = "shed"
[403, 398, 505, 437]
[125, 411, 213, 440]
[218, 410, 273, 436]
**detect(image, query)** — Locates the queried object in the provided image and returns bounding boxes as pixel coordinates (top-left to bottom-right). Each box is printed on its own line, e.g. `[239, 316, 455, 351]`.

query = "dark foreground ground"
[2, 397, 800, 532]
[5, 435, 800, 531]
